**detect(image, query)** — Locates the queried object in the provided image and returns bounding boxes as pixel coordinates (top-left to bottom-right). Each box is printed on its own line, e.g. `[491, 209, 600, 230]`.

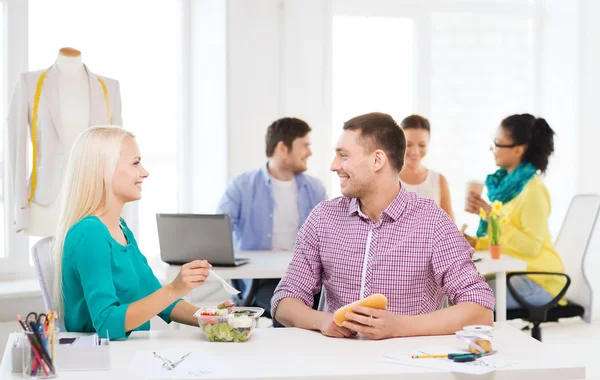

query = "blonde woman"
[53, 126, 230, 340]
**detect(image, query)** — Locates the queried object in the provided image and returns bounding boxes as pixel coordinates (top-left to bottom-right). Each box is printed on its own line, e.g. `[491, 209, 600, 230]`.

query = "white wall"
[186, 0, 228, 213]
[578, 0, 600, 195]
[227, 0, 281, 180]
[578, 0, 600, 319]
[225, 0, 334, 195]
[536, 0, 579, 237]
[539, 0, 600, 320]
[280, 0, 333, 195]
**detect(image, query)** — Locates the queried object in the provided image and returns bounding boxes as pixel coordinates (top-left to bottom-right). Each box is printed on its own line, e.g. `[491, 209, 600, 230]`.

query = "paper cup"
[465, 181, 484, 212]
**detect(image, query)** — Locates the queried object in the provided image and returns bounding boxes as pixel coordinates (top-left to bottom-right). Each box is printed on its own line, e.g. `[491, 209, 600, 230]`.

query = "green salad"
[195, 306, 263, 342]
[202, 323, 252, 342]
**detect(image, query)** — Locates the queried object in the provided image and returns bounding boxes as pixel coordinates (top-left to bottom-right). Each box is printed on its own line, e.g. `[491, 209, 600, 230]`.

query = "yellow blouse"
[475, 175, 567, 305]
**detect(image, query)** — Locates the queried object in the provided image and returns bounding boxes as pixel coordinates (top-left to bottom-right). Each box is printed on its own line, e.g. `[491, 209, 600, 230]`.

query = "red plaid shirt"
[271, 188, 495, 319]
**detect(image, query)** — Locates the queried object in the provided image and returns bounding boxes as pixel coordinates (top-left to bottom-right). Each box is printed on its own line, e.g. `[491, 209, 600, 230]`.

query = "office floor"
[0, 317, 596, 378]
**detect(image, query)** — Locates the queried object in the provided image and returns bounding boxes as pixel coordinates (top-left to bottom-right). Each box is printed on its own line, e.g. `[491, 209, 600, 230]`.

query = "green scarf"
[476, 162, 537, 237]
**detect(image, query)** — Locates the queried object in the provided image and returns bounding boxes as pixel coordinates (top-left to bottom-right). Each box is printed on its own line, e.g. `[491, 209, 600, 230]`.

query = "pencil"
[412, 353, 482, 359]
[50, 313, 56, 361]
[411, 354, 449, 359]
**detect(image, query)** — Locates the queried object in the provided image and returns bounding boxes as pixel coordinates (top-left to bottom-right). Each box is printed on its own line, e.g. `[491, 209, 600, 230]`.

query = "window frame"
[328, 0, 540, 203]
[0, 0, 544, 278]
[2, 0, 33, 279]
[1, 0, 194, 277]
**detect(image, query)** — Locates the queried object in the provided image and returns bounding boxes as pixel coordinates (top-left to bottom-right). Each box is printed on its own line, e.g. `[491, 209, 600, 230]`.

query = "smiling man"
[271, 112, 494, 339]
[217, 117, 327, 317]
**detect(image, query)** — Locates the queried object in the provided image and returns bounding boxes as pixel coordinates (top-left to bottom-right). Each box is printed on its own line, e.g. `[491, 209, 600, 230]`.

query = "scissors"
[153, 352, 192, 370]
[26, 312, 48, 330]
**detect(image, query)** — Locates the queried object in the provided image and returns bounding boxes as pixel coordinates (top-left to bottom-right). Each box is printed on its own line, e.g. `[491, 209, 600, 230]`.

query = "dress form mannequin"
[25, 48, 91, 237]
[57, 48, 91, 153]
[8, 47, 126, 236]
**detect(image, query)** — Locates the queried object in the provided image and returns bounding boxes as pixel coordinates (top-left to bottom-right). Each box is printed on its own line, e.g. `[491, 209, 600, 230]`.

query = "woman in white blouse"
[399, 115, 454, 220]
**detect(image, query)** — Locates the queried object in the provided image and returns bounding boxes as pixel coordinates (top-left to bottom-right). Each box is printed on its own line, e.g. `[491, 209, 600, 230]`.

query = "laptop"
[156, 213, 250, 267]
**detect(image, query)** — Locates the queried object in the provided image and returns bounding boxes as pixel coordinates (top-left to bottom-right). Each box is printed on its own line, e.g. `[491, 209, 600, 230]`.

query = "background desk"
[0, 323, 584, 379]
[152, 251, 526, 322]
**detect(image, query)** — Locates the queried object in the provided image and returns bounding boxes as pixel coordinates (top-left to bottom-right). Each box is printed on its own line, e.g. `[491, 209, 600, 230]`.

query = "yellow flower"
[479, 208, 486, 220]
[490, 209, 497, 218]
[492, 201, 502, 212]
[501, 216, 509, 225]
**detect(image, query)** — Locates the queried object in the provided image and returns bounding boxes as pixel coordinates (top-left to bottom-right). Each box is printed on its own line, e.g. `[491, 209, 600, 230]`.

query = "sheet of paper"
[383, 345, 518, 375]
[128, 350, 232, 379]
[71, 334, 98, 347]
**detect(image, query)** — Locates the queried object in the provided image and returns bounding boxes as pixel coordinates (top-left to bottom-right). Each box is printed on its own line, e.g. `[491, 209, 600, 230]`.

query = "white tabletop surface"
[152, 250, 526, 282]
[1, 322, 584, 379]
[152, 250, 526, 322]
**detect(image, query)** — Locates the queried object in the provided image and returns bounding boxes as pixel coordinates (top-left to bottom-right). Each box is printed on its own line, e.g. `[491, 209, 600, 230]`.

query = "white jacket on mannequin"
[6, 64, 122, 232]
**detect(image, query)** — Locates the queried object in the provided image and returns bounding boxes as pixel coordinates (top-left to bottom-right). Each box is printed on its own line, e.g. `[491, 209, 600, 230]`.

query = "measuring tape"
[28, 71, 111, 204]
[455, 325, 494, 354]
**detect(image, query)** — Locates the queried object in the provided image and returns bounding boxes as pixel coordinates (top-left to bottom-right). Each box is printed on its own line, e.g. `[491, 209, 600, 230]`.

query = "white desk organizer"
[11, 333, 111, 372]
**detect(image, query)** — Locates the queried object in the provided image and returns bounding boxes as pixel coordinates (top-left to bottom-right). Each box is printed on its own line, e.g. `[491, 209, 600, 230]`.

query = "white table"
[472, 251, 527, 321]
[152, 250, 526, 322]
[151, 250, 292, 283]
[0, 323, 584, 379]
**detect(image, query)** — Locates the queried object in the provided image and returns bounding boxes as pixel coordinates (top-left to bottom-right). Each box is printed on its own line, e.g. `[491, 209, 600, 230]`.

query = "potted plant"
[480, 201, 507, 259]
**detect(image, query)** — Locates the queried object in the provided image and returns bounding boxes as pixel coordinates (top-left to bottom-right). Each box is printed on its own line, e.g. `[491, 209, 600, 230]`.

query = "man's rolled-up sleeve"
[431, 212, 495, 310]
[271, 204, 324, 321]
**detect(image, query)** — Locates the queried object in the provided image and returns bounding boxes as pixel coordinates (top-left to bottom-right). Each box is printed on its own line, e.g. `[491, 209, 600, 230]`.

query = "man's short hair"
[342, 112, 406, 172]
[265, 118, 311, 157]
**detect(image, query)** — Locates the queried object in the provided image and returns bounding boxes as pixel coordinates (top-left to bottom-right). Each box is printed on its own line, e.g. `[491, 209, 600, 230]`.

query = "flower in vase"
[488, 201, 505, 246]
[479, 208, 487, 220]
[492, 200, 502, 212]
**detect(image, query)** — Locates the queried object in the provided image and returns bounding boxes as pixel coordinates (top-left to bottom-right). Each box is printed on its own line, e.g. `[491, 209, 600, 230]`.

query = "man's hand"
[319, 313, 356, 338]
[463, 233, 477, 248]
[342, 306, 401, 340]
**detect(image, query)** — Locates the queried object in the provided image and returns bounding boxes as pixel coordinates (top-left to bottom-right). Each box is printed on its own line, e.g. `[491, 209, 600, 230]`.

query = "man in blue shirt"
[217, 117, 327, 317]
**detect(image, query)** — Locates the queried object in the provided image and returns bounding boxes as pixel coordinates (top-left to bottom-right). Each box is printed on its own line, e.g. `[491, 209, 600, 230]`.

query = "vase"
[489, 245, 501, 259]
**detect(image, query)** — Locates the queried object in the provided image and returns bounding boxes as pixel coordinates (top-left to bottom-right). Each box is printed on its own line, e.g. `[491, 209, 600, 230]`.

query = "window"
[28, 0, 179, 258]
[428, 11, 535, 230]
[328, 2, 539, 234]
[331, 16, 414, 197]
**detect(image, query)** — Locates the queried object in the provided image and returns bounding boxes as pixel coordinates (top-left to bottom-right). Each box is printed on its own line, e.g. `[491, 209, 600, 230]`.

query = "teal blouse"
[62, 216, 181, 340]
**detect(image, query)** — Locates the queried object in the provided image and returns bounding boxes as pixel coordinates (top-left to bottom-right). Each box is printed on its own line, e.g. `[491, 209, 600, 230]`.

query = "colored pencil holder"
[22, 331, 57, 379]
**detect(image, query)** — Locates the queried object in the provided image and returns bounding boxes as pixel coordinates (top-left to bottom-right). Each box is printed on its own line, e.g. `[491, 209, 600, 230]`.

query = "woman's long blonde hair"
[53, 126, 135, 317]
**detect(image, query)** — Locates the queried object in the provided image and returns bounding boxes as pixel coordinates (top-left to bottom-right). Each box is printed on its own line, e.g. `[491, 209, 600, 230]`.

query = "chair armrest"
[506, 272, 570, 322]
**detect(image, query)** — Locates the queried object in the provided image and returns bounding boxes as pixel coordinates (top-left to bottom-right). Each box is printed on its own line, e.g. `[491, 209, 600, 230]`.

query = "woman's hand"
[467, 192, 491, 220]
[168, 260, 212, 299]
[218, 300, 235, 309]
